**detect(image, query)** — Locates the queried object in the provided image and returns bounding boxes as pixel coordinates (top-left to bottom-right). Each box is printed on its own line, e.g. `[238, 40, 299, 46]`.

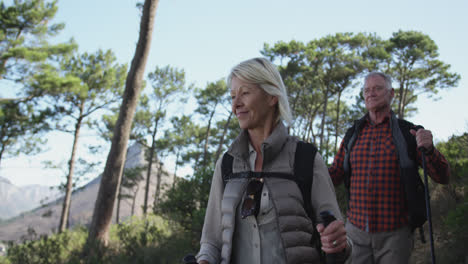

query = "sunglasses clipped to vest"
[241, 178, 264, 219]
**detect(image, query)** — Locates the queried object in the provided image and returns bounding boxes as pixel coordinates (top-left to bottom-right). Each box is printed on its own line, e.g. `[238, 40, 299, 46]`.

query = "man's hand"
[410, 128, 434, 152]
[316, 220, 347, 253]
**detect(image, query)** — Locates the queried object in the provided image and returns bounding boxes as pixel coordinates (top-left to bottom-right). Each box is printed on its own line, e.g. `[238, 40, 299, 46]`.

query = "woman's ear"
[268, 95, 278, 107]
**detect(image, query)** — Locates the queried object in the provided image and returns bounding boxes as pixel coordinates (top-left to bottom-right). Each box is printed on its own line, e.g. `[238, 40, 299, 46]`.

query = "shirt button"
[255, 243, 258, 248]
[263, 193, 267, 196]
[253, 224, 257, 228]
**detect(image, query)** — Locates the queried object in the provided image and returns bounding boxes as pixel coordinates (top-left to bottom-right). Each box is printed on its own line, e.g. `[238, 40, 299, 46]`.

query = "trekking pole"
[420, 149, 436, 264]
[415, 125, 436, 264]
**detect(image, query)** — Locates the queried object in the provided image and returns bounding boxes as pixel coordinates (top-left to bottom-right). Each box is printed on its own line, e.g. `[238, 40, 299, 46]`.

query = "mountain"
[0, 143, 176, 242]
[0, 176, 60, 221]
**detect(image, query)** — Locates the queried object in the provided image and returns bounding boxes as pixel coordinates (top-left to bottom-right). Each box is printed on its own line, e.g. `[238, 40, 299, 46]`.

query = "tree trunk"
[201, 108, 216, 168]
[131, 184, 139, 216]
[143, 118, 159, 214]
[308, 111, 316, 142]
[319, 86, 329, 153]
[214, 111, 233, 162]
[397, 79, 405, 119]
[59, 111, 83, 233]
[325, 129, 330, 164]
[0, 121, 7, 167]
[154, 161, 163, 207]
[116, 183, 122, 224]
[86, 0, 159, 252]
[334, 90, 342, 152]
[0, 139, 5, 168]
[400, 81, 410, 119]
[173, 150, 180, 188]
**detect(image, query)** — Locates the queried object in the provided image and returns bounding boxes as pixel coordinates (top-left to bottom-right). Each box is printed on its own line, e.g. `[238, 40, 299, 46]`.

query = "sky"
[1, 0, 467, 187]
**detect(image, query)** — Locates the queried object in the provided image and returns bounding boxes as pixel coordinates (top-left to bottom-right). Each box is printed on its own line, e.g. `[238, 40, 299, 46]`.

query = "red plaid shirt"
[329, 116, 450, 232]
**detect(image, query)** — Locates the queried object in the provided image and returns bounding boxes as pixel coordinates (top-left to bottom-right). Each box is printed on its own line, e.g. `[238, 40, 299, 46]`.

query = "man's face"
[363, 75, 394, 113]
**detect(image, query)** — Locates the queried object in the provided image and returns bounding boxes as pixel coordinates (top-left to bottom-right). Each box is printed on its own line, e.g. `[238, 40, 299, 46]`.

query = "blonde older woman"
[196, 57, 350, 264]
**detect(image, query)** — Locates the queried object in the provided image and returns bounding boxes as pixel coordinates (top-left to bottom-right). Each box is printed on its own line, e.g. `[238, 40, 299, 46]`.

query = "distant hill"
[0, 143, 176, 242]
[0, 176, 60, 221]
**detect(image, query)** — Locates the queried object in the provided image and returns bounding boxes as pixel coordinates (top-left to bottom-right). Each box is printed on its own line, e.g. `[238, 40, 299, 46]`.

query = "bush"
[111, 215, 168, 264]
[438, 200, 468, 263]
[0, 256, 11, 264]
[6, 230, 72, 264]
[0, 167, 216, 264]
[0, 216, 189, 264]
[433, 132, 468, 263]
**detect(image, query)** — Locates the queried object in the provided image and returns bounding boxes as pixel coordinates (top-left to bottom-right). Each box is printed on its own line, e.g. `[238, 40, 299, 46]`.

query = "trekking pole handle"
[320, 211, 339, 264]
[320, 210, 337, 227]
[413, 125, 431, 153]
[182, 254, 197, 264]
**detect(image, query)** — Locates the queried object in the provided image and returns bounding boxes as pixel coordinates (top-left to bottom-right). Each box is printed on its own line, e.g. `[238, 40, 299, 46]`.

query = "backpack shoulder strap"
[221, 152, 234, 188]
[342, 117, 366, 199]
[398, 119, 420, 161]
[343, 124, 356, 151]
[294, 141, 324, 261]
[294, 141, 318, 220]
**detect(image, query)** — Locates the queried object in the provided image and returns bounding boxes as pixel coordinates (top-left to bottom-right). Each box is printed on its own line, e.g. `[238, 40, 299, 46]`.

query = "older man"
[328, 72, 450, 264]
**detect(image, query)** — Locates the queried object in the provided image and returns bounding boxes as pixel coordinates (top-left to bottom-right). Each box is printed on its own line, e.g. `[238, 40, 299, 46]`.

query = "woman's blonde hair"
[227, 57, 293, 126]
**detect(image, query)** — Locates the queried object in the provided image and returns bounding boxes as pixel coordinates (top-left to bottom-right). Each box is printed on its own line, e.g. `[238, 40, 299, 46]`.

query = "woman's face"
[230, 77, 278, 130]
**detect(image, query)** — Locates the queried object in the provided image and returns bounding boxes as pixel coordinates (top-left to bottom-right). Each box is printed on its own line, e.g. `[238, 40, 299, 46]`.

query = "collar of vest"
[227, 122, 289, 166]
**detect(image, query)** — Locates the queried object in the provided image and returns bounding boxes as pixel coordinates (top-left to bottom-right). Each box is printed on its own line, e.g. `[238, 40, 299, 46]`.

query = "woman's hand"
[316, 220, 347, 254]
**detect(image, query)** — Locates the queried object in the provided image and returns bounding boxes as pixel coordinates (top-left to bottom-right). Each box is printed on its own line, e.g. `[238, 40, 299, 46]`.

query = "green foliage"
[166, 114, 207, 178]
[1, 218, 190, 264]
[111, 215, 169, 263]
[194, 79, 227, 117]
[29, 49, 127, 232]
[0, 0, 77, 167]
[438, 199, 468, 263]
[430, 132, 468, 263]
[128, 65, 190, 214]
[0, 0, 76, 81]
[131, 65, 189, 144]
[262, 33, 368, 155]
[194, 79, 230, 168]
[0, 99, 52, 165]
[42, 155, 101, 193]
[444, 201, 468, 237]
[436, 133, 468, 184]
[30, 49, 127, 118]
[262, 31, 460, 155]
[5, 227, 87, 264]
[385, 30, 460, 119]
[157, 167, 213, 251]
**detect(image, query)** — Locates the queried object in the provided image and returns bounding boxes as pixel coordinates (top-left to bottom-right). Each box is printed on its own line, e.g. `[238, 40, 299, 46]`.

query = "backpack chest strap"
[225, 171, 295, 181]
